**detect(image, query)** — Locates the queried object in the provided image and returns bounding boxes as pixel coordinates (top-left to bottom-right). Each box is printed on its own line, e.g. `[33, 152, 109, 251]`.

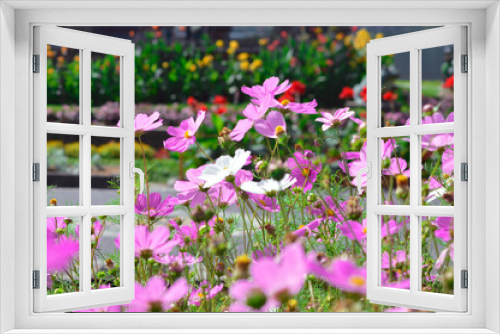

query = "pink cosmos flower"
[163, 110, 206, 152]
[128, 277, 188, 312]
[170, 220, 215, 247]
[208, 169, 253, 207]
[315, 107, 355, 131]
[254, 111, 287, 139]
[252, 243, 278, 261]
[272, 99, 318, 115]
[433, 217, 454, 242]
[115, 225, 179, 261]
[47, 233, 79, 273]
[188, 281, 224, 306]
[442, 148, 454, 175]
[307, 197, 346, 221]
[293, 218, 324, 237]
[338, 218, 400, 242]
[117, 111, 163, 134]
[230, 96, 271, 142]
[287, 150, 322, 192]
[174, 166, 208, 208]
[241, 76, 291, 104]
[230, 243, 307, 311]
[135, 193, 179, 217]
[308, 257, 367, 294]
[381, 250, 408, 269]
[47, 217, 68, 237]
[155, 252, 202, 268]
[249, 193, 280, 212]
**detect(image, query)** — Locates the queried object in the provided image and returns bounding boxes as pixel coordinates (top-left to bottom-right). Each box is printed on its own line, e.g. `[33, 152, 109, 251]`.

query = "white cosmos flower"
[199, 149, 251, 188]
[240, 174, 297, 195]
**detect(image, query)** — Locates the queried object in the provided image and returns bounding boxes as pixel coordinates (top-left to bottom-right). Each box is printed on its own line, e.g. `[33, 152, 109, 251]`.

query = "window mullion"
[409, 47, 420, 295]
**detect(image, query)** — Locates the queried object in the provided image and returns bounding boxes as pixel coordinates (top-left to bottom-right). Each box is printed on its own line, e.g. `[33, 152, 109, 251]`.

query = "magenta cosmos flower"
[338, 218, 400, 242]
[315, 107, 355, 131]
[287, 150, 322, 192]
[230, 96, 271, 142]
[188, 281, 224, 306]
[249, 193, 280, 212]
[128, 277, 188, 312]
[117, 111, 163, 135]
[174, 166, 208, 208]
[47, 233, 79, 273]
[254, 111, 287, 139]
[307, 197, 346, 221]
[308, 257, 367, 294]
[47, 217, 68, 237]
[293, 218, 324, 237]
[230, 243, 307, 311]
[135, 193, 179, 217]
[163, 110, 206, 152]
[115, 225, 179, 261]
[433, 217, 454, 242]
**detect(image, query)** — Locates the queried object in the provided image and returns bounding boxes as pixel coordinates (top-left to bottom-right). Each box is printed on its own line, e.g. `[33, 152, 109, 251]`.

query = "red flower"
[187, 96, 198, 107]
[382, 91, 398, 101]
[212, 95, 227, 105]
[339, 86, 354, 100]
[289, 57, 298, 67]
[288, 81, 306, 96]
[216, 106, 227, 115]
[317, 33, 328, 44]
[351, 26, 359, 32]
[198, 104, 207, 112]
[359, 86, 367, 102]
[278, 92, 295, 103]
[326, 59, 334, 67]
[443, 75, 454, 89]
[281, 30, 289, 39]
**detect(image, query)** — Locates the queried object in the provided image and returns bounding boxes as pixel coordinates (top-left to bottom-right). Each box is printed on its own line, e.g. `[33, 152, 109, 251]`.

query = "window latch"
[33, 54, 40, 73]
[461, 270, 468, 289]
[461, 162, 468, 181]
[356, 162, 371, 195]
[130, 162, 145, 194]
[33, 163, 40, 182]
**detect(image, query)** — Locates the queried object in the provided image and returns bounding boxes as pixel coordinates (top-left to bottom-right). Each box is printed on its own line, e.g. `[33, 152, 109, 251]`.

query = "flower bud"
[50, 198, 58, 206]
[218, 127, 233, 147]
[246, 289, 267, 309]
[234, 254, 251, 280]
[264, 224, 276, 237]
[192, 205, 207, 223]
[294, 144, 303, 152]
[215, 262, 225, 277]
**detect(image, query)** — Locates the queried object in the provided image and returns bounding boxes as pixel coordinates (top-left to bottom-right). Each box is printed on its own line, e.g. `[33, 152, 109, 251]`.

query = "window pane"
[380, 137, 410, 205]
[421, 216, 454, 295]
[421, 45, 454, 125]
[47, 134, 80, 206]
[380, 215, 410, 290]
[47, 216, 80, 294]
[380, 52, 410, 127]
[91, 52, 121, 127]
[421, 133, 454, 206]
[91, 215, 121, 290]
[47, 45, 80, 124]
[91, 137, 121, 205]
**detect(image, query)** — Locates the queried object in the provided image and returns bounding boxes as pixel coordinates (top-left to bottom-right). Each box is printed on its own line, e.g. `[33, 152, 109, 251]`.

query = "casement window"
[1, 3, 498, 334]
[365, 26, 467, 312]
[33, 26, 138, 312]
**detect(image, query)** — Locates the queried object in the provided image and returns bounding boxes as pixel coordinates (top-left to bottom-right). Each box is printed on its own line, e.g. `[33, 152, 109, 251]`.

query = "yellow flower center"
[298, 225, 305, 229]
[301, 168, 310, 176]
[184, 131, 191, 139]
[275, 125, 285, 135]
[363, 226, 367, 234]
[258, 199, 267, 206]
[326, 209, 334, 216]
[281, 99, 290, 106]
[197, 293, 205, 298]
[349, 275, 366, 287]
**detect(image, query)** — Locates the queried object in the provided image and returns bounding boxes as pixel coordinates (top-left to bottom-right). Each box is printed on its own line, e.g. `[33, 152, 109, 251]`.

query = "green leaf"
[211, 113, 224, 132]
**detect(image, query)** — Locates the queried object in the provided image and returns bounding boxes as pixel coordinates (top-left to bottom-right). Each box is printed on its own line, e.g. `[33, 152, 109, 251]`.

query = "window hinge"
[461, 270, 468, 289]
[33, 163, 40, 182]
[33, 270, 40, 289]
[461, 54, 468, 73]
[33, 54, 40, 73]
[461, 162, 468, 181]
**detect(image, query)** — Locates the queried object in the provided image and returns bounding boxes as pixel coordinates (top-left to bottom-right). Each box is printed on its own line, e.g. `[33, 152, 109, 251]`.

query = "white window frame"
[366, 26, 467, 312]
[1, 2, 499, 333]
[32, 26, 136, 312]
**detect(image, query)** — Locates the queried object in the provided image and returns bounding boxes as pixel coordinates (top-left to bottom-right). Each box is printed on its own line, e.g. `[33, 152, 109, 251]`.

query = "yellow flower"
[314, 27, 323, 34]
[216, 39, 224, 48]
[57, 56, 64, 63]
[151, 63, 158, 72]
[229, 40, 239, 50]
[354, 28, 371, 50]
[143, 64, 150, 71]
[240, 60, 249, 71]
[189, 64, 197, 72]
[258, 38, 269, 46]
[344, 35, 353, 46]
[237, 52, 249, 61]
[74, 55, 80, 62]
[47, 50, 55, 58]
[162, 61, 169, 69]
[47, 68, 54, 75]
[202, 55, 213, 66]
[227, 47, 235, 55]
[336, 32, 344, 41]
[375, 32, 384, 39]
[61, 47, 68, 55]
[249, 59, 263, 71]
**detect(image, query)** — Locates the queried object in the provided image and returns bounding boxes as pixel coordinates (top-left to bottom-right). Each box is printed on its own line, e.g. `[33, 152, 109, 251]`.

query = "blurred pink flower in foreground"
[164, 110, 206, 152]
[308, 257, 367, 294]
[189, 281, 224, 306]
[116, 225, 179, 261]
[47, 233, 79, 273]
[128, 277, 188, 312]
